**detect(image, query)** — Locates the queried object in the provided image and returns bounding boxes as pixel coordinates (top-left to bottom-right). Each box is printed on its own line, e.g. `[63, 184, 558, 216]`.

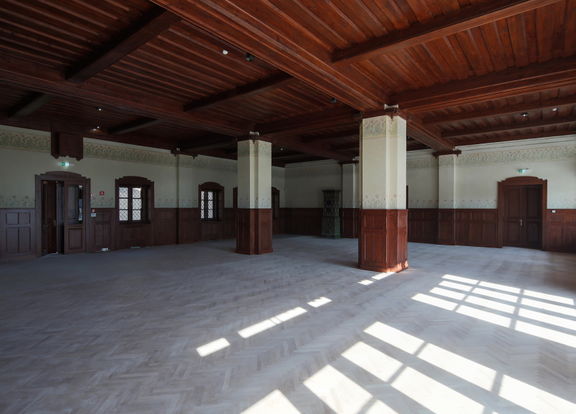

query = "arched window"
[116, 176, 153, 223]
[199, 182, 224, 221]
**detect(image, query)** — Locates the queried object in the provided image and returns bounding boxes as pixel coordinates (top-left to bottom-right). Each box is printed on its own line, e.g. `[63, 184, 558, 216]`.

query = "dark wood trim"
[35, 171, 91, 256]
[7, 93, 52, 118]
[108, 118, 163, 135]
[341, 208, 359, 238]
[497, 176, 547, 248]
[0, 208, 36, 260]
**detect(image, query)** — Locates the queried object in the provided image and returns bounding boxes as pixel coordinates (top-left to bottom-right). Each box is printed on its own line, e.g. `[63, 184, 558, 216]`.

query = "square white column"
[237, 139, 272, 209]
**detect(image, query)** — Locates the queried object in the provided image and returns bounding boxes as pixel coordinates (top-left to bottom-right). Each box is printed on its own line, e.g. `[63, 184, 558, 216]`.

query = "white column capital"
[360, 115, 407, 210]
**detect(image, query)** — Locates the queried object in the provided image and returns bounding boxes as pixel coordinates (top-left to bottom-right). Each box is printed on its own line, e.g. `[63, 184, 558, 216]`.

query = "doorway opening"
[498, 176, 546, 249]
[36, 171, 90, 256]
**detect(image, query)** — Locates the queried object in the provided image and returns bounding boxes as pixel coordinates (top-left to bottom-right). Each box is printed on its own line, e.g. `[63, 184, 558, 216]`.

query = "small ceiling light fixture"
[222, 49, 229, 55]
[96, 106, 103, 111]
[521, 112, 529, 118]
[280, 147, 285, 151]
[552, 107, 559, 112]
[245, 52, 255, 62]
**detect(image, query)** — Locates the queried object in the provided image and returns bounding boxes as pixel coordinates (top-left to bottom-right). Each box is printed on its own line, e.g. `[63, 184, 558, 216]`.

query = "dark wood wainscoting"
[236, 208, 273, 254]
[341, 208, 359, 238]
[284, 208, 323, 236]
[408, 209, 438, 244]
[454, 209, 499, 247]
[0, 209, 35, 260]
[154, 208, 178, 246]
[545, 209, 576, 252]
[359, 209, 408, 273]
[178, 208, 200, 244]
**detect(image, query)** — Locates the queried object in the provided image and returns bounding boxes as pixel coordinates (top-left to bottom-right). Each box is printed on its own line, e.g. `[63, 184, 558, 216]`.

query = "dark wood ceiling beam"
[393, 57, 576, 112]
[267, 137, 352, 162]
[150, 0, 386, 111]
[332, 0, 562, 65]
[67, 8, 181, 83]
[7, 92, 52, 117]
[423, 95, 576, 125]
[0, 53, 248, 135]
[108, 118, 163, 135]
[184, 73, 293, 112]
[179, 138, 236, 152]
[443, 116, 576, 138]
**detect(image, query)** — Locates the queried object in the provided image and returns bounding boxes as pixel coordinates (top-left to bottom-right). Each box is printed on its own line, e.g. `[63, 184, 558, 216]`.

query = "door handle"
[519, 219, 523, 227]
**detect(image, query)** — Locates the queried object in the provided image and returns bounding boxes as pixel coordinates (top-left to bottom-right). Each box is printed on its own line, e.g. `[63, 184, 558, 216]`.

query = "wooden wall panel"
[341, 208, 359, 238]
[178, 208, 200, 244]
[154, 208, 178, 246]
[236, 209, 273, 254]
[545, 209, 576, 252]
[455, 209, 499, 247]
[284, 208, 323, 236]
[408, 209, 438, 243]
[359, 209, 408, 272]
[0, 209, 35, 260]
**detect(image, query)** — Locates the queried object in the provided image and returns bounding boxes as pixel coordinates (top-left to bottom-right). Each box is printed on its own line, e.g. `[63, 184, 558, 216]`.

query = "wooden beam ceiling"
[0, 53, 248, 135]
[67, 8, 181, 83]
[301, 129, 358, 143]
[184, 73, 294, 112]
[393, 57, 576, 112]
[423, 96, 576, 125]
[453, 128, 576, 146]
[150, 0, 386, 111]
[6, 93, 52, 118]
[443, 116, 576, 138]
[108, 118, 163, 135]
[256, 108, 361, 136]
[332, 0, 562, 66]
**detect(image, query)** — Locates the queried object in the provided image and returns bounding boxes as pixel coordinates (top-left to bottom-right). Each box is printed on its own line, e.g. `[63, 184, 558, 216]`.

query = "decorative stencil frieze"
[407, 157, 437, 169]
[409, 199, 439, 208]
[456, 199, 498, 209]
[361, 116, 386, 138]
[458, 144, 576, 165]
[85, 143, 176, 166]
[0, 130, 50, 152]
[0, 195, 34, 208]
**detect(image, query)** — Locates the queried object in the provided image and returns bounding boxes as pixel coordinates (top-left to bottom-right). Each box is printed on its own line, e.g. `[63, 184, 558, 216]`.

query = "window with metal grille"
[200, 190, 218, 220]
[116, 177, 153, 224]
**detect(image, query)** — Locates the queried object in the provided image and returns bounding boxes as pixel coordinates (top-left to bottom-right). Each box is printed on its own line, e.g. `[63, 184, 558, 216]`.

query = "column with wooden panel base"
[359, 113, 408, 272]
[438, 154, 457, 245]
[236, 139, 273, 254]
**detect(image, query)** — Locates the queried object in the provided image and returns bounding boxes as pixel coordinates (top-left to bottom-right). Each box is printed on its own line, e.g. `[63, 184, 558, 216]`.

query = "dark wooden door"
[503, 185, 542, 248]
[41, 180, 63, 254]
[63, 182, 85, 253]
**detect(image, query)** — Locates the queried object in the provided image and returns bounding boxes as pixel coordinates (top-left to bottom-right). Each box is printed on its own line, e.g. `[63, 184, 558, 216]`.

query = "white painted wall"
[407, 136, 576, 209]
[0, 126, 286, 209]
[284, 160, 342, 208]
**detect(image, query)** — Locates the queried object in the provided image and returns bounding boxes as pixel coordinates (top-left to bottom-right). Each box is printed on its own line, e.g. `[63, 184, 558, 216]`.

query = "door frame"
[497, 176, 547, 249]
[35, 171, 91, 256]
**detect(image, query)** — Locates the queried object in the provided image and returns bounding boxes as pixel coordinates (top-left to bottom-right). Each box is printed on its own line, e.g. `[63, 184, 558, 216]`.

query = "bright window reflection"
[238, 307, 307, 338]
[241, 390, 300, 414]
[196, 338, 230, 357]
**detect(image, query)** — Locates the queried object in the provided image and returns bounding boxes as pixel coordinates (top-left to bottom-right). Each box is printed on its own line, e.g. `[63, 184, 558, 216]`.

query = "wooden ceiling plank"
[393, 56, 576, 111]
[0, 53, 248, 135]
[332, 0, 563, 65]
[66, 8, 181, 83]
[184, 73, 294, 112]
[443, 116, 576, 138]
[150, 0, 386, 111]
[452, 127, 576, 146]
[108, 118, 163, 135]
[424, 95, 576, 125]
[7, 92, 52, 117]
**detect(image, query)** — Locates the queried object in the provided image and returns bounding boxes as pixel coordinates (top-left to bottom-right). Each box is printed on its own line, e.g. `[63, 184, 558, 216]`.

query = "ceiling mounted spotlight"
[96, 106, 103, 111]
[330, 97, 337, 104]
[222, 49, 229, 55]
[521, 112, 528, 118]
[552, 107, 559, 112]
[245, 52, 255, 62]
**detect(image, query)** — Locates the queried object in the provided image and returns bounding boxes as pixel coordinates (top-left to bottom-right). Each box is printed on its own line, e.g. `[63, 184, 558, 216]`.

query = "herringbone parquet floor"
[1, 236, 575, 413]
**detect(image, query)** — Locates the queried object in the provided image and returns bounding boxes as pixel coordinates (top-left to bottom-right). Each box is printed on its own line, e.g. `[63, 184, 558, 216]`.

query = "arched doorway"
[498, 176, 546, 249]
[35, 171, 91, 255]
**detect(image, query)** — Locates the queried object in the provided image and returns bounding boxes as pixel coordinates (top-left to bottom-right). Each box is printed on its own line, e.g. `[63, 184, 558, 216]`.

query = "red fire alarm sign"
[99, 191, 105, 196]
